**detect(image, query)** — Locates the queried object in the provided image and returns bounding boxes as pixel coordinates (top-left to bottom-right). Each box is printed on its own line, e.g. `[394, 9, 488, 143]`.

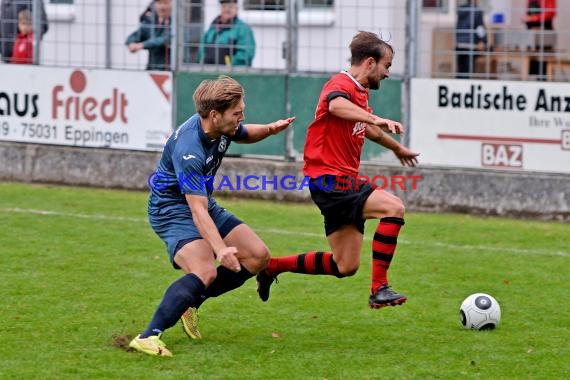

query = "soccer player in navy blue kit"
[130, 76, 295, 356]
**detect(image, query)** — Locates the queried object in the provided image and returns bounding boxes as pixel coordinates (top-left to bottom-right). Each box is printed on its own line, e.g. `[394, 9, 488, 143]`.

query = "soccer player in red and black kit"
[256, 31, 419, 308]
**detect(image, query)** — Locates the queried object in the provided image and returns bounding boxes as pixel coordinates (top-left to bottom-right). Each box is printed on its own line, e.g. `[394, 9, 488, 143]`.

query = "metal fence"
[419, 0, 570, 82]
[0, 1, 406, 74]
[2, 0, 568, 81]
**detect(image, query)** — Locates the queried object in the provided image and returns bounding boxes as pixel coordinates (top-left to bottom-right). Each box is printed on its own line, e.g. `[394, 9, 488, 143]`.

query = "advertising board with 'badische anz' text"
[410, 78, 570, 174]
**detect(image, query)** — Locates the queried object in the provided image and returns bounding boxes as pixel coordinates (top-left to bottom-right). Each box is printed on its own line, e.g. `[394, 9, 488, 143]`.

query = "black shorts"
[309, 175, 375, 236]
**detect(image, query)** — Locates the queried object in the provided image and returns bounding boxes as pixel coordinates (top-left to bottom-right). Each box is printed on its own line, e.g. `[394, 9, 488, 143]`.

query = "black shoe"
[256, 270, 277, 302]
[369, 285, 407, 309]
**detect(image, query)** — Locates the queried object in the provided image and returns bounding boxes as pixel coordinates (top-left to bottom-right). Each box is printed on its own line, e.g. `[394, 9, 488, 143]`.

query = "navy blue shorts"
[309, 175, 375, 236]
[149, 203, 243, 269]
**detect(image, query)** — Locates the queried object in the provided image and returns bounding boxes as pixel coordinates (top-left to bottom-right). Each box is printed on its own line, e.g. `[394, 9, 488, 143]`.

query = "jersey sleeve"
[323, 75, 354, 104]
[231, 123, 248, 141]
[172, 144, 208, 196]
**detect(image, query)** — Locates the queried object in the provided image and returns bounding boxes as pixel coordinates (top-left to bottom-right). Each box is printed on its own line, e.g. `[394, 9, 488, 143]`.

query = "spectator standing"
[524, 0, 557, 79]
[126, 0, 172, 71]
[10, 8, 32, 64]
[139, 1, 154, 23]
[198, 0, 255, 66]
[455, 0, 487, 79]
[0, 0, 48, 63]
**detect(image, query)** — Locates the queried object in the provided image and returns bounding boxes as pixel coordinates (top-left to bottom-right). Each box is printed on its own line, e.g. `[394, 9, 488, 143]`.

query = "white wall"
[32, 0, 435, 75]
[207, 0, 407, 74]
[30, 0, 569, 77]
[40, 1, 151, 70]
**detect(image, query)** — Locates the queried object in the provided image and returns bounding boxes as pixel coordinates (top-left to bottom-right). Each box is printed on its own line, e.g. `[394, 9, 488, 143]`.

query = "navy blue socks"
[203, 265, 254, 298]
[140, 273, 205, 338]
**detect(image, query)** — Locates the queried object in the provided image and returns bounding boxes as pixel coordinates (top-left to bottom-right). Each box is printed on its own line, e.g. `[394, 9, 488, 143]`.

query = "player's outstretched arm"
[329, 97, 404, 134]
[365, 125, 419, 167]
[238, 117, 296, 144]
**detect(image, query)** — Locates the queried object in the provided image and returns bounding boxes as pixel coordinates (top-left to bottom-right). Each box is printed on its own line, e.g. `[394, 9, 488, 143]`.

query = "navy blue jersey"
[148, 113, 248, 215]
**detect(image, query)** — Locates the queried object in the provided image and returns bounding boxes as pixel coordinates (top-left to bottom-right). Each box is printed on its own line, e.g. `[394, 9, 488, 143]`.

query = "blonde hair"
[193, 75, 244, 118]
[18, 9, 32, 24]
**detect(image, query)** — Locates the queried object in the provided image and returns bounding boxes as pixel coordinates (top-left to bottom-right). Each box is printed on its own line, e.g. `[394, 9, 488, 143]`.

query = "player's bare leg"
[180, 224, 269, 337]
[327, 225, 363, 277]
[174, 241, 217, 340]
[224, 224, 270, 274]
[257, 225, 362, 302]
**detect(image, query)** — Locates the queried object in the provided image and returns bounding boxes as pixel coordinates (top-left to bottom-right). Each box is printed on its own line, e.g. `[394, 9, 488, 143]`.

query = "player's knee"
[248, 245, 271, 272]
[200, 267, 218, 286]
[386, 198, 405, 218]
[256, 245, 271, 263]
[337, 262, 359, 277]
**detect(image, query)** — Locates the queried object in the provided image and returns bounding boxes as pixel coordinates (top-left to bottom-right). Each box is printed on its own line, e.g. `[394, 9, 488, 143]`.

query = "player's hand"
[268, 117, 296, 135]
[372, 116, 404, 134]
[394, 146, 420, 167]
[216, 246, 241, 272]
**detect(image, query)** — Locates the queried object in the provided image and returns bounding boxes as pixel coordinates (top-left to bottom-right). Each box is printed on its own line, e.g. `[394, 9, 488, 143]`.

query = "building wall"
[234, 0, 407, 73]
[41, 1, 150, 69]
[37, 0, 408, 74]
[28, 1, 570, 77]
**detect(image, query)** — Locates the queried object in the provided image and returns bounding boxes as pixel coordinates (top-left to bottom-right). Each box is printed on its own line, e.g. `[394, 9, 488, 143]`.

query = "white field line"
[258, 228, 570, 258]
[1, 207, 568, 258]
[1, 207, 146, 223]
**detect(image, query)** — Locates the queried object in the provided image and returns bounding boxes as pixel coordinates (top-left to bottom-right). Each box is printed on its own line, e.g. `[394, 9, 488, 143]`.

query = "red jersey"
[526, 0, 556, 25]
[11, 32, 34, 64]
[303, 71, 371, 178]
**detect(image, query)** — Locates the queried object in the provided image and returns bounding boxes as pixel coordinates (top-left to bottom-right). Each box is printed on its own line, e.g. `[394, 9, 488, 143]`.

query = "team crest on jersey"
[218, 136, 228, 152]
[352, 122, 366, 136]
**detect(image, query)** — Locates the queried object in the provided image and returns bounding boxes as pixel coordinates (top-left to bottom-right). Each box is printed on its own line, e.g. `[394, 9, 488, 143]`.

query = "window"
[46, 0, 75, 22]
[244, 0, 284, 11]
[243, 0, 333, 11]
[305, 0, 333, 7]
[422, 0, 449, 12]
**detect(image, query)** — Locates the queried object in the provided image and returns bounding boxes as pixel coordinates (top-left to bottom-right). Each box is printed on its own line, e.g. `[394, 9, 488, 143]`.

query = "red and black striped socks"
[371, 217, 405, 294]
[266, 251, 343, 278]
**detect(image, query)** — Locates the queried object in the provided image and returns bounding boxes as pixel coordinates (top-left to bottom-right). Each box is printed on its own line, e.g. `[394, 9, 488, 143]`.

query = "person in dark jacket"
[455, 0, 487, 79]
[126, 0, 171, 71]
[139, 1, 154, 23]
[0, 0, 48, 62]
[198, 0, 255, 67]
[524, 0, 557, 79]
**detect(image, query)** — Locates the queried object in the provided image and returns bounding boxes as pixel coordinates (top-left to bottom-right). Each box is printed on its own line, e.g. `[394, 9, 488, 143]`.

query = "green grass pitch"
[0, 182, 568, 379]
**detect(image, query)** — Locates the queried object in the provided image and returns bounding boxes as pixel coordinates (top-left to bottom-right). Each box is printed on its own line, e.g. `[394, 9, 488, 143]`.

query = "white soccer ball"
[459, 293, 501, 330]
